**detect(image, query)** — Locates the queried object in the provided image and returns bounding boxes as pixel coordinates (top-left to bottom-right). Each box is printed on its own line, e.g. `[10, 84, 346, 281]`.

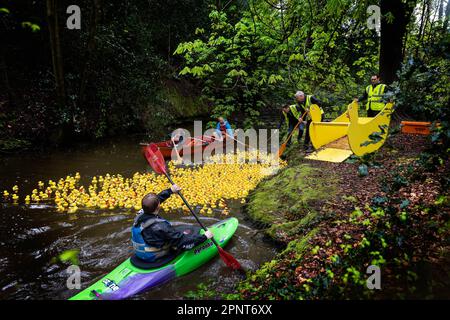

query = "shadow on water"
[0, 133, 279, 300]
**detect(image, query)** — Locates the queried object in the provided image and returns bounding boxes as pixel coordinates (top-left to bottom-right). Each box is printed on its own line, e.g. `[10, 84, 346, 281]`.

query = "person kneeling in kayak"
[131, 184, 214, 267]
[213, 117, 234, 141]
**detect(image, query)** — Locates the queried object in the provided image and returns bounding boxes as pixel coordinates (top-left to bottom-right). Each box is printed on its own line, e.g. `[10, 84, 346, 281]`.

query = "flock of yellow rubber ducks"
[2, 151, 285, 215]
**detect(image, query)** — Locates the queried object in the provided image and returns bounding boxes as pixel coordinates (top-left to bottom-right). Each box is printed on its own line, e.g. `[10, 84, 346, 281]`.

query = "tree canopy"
[0, 0, 448, 148]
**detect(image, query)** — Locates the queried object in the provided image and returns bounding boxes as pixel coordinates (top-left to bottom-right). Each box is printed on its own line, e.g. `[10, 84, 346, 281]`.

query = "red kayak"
[151, 135, 219, 159]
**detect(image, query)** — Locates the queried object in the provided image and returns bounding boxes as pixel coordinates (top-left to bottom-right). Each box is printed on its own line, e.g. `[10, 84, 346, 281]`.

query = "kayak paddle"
[190, 136, 211, 144]
[278, 111, 307, 157]
[143, 143, 242, 270]
[171, 137, 183, 163]
[225, 133, 249, 149]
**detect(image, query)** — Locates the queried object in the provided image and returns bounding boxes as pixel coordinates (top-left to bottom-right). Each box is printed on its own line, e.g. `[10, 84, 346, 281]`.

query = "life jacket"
[131, 211, 171, 262]
[219, 121, 228, 134]
[366, 84, 386, 111]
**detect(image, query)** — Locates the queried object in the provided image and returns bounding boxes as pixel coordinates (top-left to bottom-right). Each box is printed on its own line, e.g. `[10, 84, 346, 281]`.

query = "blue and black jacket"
[216, 120, 234, 138]
[131, 189, 207, 262]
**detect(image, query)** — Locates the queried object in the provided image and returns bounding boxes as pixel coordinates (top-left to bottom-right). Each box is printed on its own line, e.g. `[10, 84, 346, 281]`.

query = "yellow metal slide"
[306, 101, 394, 162]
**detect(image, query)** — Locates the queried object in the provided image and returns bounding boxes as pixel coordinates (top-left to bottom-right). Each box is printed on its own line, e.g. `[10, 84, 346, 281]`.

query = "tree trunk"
[0, 45, 11, 105]
[78, 0, 101, 111]
[438, 0, 444, 21]
[379, 0, 416, 84]
[47, 0, 70, 144]
[46, 0, 66, 109]
[422, 0, 431, 45]
[444, 0, 450, 31]
[0, 13, 12, 106]
[417, 1, 427, 47]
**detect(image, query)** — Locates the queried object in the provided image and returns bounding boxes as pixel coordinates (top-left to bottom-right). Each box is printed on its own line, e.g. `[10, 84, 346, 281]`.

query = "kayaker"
[169, 134, 184, 147]
[278, 104, 303, 147]
[294, 91, 324, 152]
[131, 184, 214, 264]
[214, 117, 233, 141]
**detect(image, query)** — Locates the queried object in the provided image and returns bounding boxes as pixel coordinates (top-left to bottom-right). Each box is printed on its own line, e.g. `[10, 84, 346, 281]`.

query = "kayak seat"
[130, 224, 201, 270]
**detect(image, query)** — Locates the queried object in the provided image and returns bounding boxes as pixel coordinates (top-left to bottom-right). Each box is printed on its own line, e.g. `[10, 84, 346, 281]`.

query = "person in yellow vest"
[355, 74, 388, 117]
[294, 91, 324, 152]
[278, 104, 303, 147]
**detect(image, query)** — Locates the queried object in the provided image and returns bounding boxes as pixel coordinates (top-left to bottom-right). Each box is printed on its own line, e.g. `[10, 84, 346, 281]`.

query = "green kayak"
[69, 217, 239, 300]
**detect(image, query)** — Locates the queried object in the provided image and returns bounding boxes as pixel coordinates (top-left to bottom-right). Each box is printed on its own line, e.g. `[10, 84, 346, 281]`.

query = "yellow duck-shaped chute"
[307, 101, 394, 162]
[347, 101, 394, 156]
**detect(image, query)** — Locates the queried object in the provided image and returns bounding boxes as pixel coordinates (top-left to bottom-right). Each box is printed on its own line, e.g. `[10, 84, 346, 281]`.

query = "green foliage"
[51, 249, 80, 265]
[0, 138, 31, 152]
[1, 1, 212, 147]
[390, 35, 450, 121]
[358, 164, 369, 176]
[185, 282, 217, 299]
[177, 0, 450, 301]
[175, 1, 378, 127]
[21, 21, 40, 32]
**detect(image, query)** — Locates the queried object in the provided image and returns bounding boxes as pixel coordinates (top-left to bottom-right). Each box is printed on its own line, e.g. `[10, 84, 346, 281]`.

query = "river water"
[0, 133, 278, 300]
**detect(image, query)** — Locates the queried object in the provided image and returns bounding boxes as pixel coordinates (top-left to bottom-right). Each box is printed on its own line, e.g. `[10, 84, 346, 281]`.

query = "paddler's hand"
[204, 230, 214, 239]
[170, 184, 181, 194]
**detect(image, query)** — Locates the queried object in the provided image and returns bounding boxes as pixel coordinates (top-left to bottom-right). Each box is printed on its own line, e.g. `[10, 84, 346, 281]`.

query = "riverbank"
[187, 131, 450, 299]
[0, 80, 209, 154]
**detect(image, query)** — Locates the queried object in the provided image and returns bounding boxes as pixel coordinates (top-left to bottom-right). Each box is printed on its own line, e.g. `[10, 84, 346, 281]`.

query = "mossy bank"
[245, 152, 338, 242]
[186, 133, 450, 300]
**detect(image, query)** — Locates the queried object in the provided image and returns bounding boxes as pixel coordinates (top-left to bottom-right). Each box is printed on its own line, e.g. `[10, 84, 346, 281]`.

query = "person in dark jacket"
[278, 104, 303, 147]
[294, 91, 324, 152]
[131, 184, 214, 263]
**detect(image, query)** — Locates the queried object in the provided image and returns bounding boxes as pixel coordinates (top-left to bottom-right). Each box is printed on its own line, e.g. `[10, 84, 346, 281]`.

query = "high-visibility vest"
[366, 84, 386, 111]
[304, 95, 324, 119]
[283, 105, 301, 123]
[306, 95, 324, 114]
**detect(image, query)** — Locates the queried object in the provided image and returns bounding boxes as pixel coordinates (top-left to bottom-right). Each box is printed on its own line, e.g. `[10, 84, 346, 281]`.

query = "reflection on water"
[0, 135, 278, 300]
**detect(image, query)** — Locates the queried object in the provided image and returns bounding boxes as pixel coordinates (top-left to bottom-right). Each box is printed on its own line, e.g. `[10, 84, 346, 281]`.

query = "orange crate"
[401, 121, 432, 135]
